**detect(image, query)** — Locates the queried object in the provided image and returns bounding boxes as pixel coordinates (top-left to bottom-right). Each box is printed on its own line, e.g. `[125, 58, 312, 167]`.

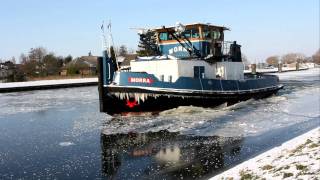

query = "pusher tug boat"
[98, 22, 283, 115]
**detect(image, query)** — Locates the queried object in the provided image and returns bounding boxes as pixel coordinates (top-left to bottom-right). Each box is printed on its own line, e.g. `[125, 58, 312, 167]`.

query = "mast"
[101, 21, 108, 52]
[107, 20, 120, 70]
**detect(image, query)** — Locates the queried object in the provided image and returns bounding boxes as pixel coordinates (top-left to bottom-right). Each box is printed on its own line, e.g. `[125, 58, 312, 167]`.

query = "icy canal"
[0, 69, 319, 179]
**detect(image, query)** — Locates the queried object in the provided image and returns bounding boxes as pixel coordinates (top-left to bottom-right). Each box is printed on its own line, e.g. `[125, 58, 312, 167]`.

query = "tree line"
[19, 47, 73, 77]
[0, 45, 132, 82]
[0, 47, 75, 82]
[265, 49, 320, 66]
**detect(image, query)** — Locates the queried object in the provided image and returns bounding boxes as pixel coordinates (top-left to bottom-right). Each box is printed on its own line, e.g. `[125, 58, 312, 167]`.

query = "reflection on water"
[100, 129, 242, 179]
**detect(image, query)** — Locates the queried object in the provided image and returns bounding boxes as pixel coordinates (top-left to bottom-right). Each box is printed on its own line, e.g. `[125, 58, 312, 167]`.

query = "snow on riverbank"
[0, 78, 98, 88]
[276, 68, 320, 81]
[211, 127, 320, 180]
[244, 67, 310, 74]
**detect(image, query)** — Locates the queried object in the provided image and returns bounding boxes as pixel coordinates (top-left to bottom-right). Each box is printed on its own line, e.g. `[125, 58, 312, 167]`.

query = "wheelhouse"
[152, 23, 229, 58]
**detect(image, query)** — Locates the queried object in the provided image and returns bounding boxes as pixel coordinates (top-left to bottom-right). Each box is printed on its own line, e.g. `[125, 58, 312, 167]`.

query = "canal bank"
[210, 127, 320, 180]
[0, 78, 98, 93]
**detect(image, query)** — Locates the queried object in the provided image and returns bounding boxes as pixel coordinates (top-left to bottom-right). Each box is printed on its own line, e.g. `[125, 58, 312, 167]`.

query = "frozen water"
[0, 86, 101, 116]
[0, 68, 319, 179]
[59, 142, 75, 147]
[0, 69, 318, 138]
[0, 78, 97, 88]
[101, 68, 320, 137]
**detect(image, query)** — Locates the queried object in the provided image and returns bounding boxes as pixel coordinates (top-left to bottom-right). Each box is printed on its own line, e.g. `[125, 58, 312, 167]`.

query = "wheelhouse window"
[159, 32, 168, 41]
[202, 27, 211, 39]
[212, 30, 221, 40]
[160, 75, 164, 81]
[182, 28, 199, 38]
[168, 75, 172, 83]
[191, 28, 199, 38]
[182, 29, 191, 38]
[203, 31, 211, 38]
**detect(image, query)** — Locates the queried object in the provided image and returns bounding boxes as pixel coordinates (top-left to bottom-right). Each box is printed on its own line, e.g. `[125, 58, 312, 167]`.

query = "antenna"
[100, 21, 108, 51]
[106, 20, 120, 70]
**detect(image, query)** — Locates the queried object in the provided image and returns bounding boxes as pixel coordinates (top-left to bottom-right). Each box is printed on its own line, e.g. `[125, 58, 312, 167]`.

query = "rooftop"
[151, 22, 230, 31]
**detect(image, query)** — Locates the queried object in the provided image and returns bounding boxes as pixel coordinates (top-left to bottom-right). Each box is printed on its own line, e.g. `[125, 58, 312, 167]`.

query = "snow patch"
[0, 78, 97, 88]
[59, 142, 75, 147]
[211, 127, 320, 180]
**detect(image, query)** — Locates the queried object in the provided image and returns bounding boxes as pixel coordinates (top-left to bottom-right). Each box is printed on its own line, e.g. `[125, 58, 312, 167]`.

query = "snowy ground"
[0, 78, 97, 88]
[244, 67, 309, 73]
[275, 68, 320, 81]
[211, 127, 320, 180]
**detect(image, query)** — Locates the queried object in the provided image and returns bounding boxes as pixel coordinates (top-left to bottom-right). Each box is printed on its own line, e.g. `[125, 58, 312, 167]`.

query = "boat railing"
[221, 41, 234, 56]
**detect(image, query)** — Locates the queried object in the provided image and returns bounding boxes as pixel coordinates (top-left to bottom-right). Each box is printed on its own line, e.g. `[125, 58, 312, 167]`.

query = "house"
[0, 61, 14, 82]
[78, 55, 99, 75]
[63, 55, 99, 76]
[117, 54, 138, 69]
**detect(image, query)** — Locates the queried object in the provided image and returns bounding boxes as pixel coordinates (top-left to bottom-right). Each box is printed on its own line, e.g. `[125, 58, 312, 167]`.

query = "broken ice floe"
[59, 142, 75, 147]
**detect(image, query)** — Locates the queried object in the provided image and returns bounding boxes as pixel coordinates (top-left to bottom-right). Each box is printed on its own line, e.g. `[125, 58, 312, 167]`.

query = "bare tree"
[118, 45, 128, 56]
[265, 56, 280, 66]
[281, 53, 306, 64]
[43, 53, 60, 75]
[9, 56, 16, 64]
[241, 54, 250, 66]
[19, 53, 28, 63]
[28, 47, 47, 63]
[28, 47, 47, 76]
[21, 57, 37, 77]
[312, 49, 320, 64]
[63, 55, 73, 65]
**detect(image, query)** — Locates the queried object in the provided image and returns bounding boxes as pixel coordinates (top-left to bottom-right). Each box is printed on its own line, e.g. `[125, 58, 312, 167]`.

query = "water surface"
[0, 69, 319, 179]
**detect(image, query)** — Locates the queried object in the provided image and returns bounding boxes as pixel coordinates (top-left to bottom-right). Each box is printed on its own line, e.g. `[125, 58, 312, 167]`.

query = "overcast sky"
[0, 0, 319, 62]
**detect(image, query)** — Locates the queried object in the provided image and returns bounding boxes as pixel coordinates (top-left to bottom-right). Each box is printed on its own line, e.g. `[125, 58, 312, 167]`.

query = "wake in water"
[101, 82, 319, 138]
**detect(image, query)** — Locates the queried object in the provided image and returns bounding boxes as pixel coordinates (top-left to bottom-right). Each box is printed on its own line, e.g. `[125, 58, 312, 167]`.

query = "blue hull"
[98, 71, 283, 115]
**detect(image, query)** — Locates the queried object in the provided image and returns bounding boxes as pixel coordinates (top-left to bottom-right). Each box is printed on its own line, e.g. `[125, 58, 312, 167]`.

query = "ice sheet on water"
[59, 142, 75, 146]
[70, 111, 109, 137]
[0, 78, 97, 88]
[160, 106, 221, 115]
[0, 87, 98, 116]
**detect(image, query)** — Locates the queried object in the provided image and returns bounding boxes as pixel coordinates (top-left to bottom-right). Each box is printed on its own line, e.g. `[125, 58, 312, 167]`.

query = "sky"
[0, 0, 319, 63]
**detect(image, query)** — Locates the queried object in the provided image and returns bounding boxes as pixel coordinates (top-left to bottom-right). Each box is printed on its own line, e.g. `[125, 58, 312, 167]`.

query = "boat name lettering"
[168, 46, 188, 54]
[128, 77, 153, 84]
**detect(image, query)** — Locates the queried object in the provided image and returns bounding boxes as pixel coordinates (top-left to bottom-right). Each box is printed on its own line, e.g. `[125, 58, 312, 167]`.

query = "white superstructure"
[130, 59, 244, 82]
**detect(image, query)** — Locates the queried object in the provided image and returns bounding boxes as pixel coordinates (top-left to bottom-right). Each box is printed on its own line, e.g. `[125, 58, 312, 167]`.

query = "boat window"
[194, 66, 205, 78]
[168, 75, 172, 82]
[203, 27, 211, 39]
[212, 30, 221, 40]
[168, 34, 174, 40]
[203, 31, 211, 38]
[159, 32, 168, 41]
[182, 29, 191, 38]
[160, 75, 164, 81]
[191, 28, 199, 38]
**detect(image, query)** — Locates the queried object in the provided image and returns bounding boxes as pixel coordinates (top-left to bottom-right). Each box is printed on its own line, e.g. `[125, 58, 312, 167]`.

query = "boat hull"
[100, 84, 283, 115]
[97, 55, 284, 115]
